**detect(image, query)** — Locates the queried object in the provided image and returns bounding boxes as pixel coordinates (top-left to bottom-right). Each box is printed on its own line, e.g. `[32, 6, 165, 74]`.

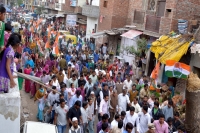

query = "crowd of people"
[0, 6, 187, 133]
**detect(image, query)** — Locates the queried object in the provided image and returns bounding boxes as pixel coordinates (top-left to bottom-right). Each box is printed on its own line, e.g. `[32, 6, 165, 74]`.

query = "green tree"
[123, 38, 148, 57]
[17, 0, 23, 6]
[35, 6, 44, 15]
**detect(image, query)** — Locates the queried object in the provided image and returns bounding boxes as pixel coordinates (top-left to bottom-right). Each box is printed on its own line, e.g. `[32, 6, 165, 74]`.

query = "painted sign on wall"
[66, 15, 77, 26]
[70, 0, 77, 7]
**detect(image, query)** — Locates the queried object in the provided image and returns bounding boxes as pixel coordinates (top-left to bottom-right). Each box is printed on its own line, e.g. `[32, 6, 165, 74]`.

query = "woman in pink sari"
[35, 67, 43, 90]
[24, 64, 32, 93]
[43, 64, 49, 74]
[30, 67, 38, 98]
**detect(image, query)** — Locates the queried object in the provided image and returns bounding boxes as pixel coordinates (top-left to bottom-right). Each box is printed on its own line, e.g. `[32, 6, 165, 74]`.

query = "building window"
[133, 10, 145, 24]
[103, 1, 108, 8]
[148, 0, 156, 11]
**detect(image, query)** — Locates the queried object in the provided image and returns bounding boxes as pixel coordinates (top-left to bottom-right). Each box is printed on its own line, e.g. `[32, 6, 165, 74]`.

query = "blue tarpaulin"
[5, 7, 12, 13]
[20, 4, 25, 7]
[31, 13, 38, 18]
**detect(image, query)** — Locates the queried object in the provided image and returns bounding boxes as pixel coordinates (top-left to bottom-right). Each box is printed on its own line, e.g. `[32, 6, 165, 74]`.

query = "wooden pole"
[14, 71, 61, 94]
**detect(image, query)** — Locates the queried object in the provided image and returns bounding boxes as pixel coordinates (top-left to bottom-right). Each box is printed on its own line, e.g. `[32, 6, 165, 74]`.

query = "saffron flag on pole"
[150, 62, 160, 91]
[150, 62, 160, 80]
[165, 60, 190, 79]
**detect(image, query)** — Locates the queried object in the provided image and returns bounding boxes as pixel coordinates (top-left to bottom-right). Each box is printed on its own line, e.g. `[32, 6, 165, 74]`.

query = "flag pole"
[14, 71, 61, 94]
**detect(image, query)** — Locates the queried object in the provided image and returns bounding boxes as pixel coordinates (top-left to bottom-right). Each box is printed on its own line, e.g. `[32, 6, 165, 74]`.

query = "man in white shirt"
[69, 117, 82, 133]
[124, 107, 140, 133]
[118, 85, 131, 114]
[131, 98, 141, 113]
[111, 114, 120, 129]
[123, 75, 133, 91]
[87, 97, 97, 133]
[52, 75, 61, 91]
[139, 75, 147, 86]
[84, 78, 93, 95]
[48, 86, 60, 124]
[54, 99, 69, 133]
[138, 105, 151, 133]
[61, 36, 67, 49]
[81, 52, 87, 61]
[68, 74, 78, 88]
[99, 95, 109, 121]
[81, 101, 88, 133]
[102, 44, 107, 55]
[89, 71, 98, 85]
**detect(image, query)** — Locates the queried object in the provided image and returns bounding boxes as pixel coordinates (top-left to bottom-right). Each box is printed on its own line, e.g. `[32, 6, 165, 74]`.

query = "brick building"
[98, 0, 129, 31]
[127, 0, 200, 37]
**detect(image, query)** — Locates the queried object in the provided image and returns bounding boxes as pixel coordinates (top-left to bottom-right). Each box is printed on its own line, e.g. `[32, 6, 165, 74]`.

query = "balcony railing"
[55, 3, 62, 11]
[145, 15, 161, 33]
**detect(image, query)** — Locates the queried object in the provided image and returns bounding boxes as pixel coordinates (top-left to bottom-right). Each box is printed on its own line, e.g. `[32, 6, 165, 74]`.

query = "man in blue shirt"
[23, 46, 31, 54]
[65, 52, 72, 63]
[94, 50, 99, 63]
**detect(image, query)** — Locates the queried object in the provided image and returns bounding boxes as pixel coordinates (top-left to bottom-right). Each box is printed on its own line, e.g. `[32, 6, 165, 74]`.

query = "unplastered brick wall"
[169, 0, 200, 33]
[98, 0, 129, 31]
[98, 0, 114, 31]
[111, 0, 129, 29]
[127, 0, 145, 26]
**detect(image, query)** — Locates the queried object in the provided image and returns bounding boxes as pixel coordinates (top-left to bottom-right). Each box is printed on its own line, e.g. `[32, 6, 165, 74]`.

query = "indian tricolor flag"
[165, 60, 190, 79]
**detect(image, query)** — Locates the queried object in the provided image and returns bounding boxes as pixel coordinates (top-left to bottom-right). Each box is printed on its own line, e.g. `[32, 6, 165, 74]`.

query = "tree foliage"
[35, 6, 44, 15]
[123, 38, 148, 57]
[17, 0, 23, 6]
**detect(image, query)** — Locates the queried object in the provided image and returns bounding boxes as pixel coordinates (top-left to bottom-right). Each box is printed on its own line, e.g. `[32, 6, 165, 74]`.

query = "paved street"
[20, 89, 37, 126]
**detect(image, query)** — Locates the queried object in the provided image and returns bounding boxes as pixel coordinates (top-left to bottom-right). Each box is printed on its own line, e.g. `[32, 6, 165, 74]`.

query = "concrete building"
[82, 0, 100, 38]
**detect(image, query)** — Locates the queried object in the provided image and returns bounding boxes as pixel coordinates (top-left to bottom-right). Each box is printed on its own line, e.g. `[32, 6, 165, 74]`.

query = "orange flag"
[54, 32, 60, 46]
[30, 26, 34, 33]
[150, 62, 160, 80]
[55, 45, 59, 55]
[48, 29, 51, 39]
[45, 41, 50, 49]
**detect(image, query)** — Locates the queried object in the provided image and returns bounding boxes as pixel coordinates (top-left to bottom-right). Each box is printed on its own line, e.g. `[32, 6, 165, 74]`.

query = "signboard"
[82, 5, 100, 18]
[70, 0, 77, 7]
[66, 15, 77, 26]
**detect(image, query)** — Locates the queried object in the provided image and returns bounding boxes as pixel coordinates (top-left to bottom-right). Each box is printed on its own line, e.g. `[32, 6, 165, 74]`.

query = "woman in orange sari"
[24, 64, 32, 93]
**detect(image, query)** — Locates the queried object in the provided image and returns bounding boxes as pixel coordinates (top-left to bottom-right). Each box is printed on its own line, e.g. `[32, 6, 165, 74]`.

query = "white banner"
[66, 15, 77, 27]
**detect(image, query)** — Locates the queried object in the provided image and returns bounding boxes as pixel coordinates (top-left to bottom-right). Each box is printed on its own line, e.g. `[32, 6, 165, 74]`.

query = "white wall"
[91, 0, 100, 6]
[0, 64, 20, 133]
[77, 0, 86, 6]
[120, 37, 139, 65]
[86, 17, 98, 39]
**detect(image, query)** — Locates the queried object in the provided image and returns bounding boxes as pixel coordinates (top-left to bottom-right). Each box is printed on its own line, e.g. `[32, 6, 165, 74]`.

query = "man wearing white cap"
[69, 117, 82, 133]
[118, 85, 131, 113]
